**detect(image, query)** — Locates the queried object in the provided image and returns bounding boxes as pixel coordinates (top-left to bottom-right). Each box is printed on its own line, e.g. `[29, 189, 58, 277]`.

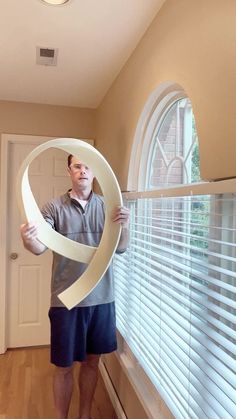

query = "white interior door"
[7, 140, 72, 348]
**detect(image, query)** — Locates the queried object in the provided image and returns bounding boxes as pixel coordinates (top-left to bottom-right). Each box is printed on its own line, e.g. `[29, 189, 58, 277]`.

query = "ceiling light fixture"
[41, 0, 70, 5]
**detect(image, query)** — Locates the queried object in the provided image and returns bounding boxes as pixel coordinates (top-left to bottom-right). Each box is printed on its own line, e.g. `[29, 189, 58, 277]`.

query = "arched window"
[128, 82, 201, 191]
[147, 98, 200, 189]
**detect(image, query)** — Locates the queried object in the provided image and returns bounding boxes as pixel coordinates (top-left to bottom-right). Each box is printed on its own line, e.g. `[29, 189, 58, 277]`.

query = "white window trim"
[127, 81, 186, 192]
[116, 331, 174, 419]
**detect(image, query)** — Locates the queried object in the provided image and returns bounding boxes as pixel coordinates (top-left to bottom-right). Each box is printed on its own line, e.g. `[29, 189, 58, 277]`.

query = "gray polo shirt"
[41, 191, 114, 307]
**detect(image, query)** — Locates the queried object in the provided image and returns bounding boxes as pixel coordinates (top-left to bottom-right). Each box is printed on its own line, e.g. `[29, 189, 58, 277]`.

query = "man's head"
[67, 154, 94, 194]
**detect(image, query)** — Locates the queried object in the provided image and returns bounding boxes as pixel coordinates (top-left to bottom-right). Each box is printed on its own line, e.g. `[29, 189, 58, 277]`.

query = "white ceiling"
[0, 0, 165, 108]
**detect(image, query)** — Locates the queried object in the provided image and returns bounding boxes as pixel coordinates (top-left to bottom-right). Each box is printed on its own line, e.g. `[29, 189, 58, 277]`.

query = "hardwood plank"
[0, 348, 118, 419]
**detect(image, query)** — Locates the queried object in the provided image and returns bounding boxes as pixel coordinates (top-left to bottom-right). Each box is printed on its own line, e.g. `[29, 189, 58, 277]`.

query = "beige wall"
[0, 100, 95, 140]
[96, 0, 236, 187]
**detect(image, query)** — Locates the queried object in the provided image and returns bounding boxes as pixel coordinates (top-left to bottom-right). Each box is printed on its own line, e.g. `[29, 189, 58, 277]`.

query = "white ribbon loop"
[17, 138, 122, 309]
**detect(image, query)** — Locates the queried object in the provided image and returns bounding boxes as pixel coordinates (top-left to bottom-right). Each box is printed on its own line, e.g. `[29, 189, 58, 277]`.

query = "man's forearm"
[23, 237, 47, 255]
[117, 225, 129, 252]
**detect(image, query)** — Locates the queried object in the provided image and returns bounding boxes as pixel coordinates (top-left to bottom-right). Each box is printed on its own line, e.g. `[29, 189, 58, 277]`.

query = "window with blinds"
[114, 190, 236, 419]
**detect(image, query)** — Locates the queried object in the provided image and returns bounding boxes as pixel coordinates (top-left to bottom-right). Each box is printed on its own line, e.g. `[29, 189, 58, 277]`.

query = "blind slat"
[129, 249, 236, 313]
[115, 261, 236, 341]
[115, 257, 236, 325]
[131, 234, 236, 286]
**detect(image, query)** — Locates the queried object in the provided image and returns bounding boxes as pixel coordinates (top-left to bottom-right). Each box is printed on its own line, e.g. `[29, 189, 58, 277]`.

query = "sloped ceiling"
[0, 0, 165, 108]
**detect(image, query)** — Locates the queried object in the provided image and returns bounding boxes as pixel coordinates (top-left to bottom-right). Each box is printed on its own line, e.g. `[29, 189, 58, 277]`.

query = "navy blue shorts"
[48, 302, 117, 367]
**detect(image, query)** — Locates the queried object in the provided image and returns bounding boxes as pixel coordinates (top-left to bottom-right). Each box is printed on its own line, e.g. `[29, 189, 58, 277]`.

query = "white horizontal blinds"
[114, 193, 236, 419]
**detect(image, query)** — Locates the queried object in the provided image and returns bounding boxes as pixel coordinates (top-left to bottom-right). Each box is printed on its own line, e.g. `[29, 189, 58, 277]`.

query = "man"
[20, 154, 130, 419]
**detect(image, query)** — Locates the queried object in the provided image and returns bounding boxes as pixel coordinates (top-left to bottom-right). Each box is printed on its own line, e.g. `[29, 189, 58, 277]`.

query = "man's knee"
[54, 365, 73, 378]
[82, 354, 100, 370]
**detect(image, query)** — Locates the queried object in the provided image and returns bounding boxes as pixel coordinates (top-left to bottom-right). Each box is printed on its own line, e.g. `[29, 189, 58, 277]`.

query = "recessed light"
[41, 0, 70, 5]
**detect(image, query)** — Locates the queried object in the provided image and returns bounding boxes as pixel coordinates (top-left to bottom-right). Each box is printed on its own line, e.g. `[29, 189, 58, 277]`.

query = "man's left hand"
[112, 206, 130, 227]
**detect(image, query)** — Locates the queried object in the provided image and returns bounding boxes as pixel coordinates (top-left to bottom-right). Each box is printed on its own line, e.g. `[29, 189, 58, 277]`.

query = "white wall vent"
[36, 47, 58, 66]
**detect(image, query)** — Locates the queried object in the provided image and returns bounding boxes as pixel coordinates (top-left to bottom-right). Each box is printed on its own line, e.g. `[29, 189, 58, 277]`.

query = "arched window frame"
[128, 82, 189, 191]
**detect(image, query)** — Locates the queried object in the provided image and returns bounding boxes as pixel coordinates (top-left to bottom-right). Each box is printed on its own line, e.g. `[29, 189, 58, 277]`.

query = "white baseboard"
[99, 360, 127, 419]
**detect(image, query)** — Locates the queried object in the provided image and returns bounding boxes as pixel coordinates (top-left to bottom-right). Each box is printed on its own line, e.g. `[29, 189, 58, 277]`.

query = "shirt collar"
[67, 189, 94, 204]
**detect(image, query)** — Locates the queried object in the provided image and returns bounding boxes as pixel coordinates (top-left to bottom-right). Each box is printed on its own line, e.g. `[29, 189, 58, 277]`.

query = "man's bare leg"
[53, 365, 73, 419]
[78, 354, 100, 419]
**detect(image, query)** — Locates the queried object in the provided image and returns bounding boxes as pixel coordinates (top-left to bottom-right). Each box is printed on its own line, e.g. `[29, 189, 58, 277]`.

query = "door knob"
[10, 252, 18, 260]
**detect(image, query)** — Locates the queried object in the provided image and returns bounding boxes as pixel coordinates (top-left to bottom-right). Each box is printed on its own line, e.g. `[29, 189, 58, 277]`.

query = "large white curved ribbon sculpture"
[16, 138, 123, 309]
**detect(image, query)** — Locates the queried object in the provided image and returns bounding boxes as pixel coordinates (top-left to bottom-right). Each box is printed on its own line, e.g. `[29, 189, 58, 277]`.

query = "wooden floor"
[0, 347, 118, 419]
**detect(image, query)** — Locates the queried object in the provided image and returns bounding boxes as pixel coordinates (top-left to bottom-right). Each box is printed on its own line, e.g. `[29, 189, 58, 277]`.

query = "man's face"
[68, 156, 94, 190]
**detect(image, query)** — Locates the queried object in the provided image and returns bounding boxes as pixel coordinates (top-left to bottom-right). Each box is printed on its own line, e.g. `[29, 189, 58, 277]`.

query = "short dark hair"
[67, 154, 73, 167]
